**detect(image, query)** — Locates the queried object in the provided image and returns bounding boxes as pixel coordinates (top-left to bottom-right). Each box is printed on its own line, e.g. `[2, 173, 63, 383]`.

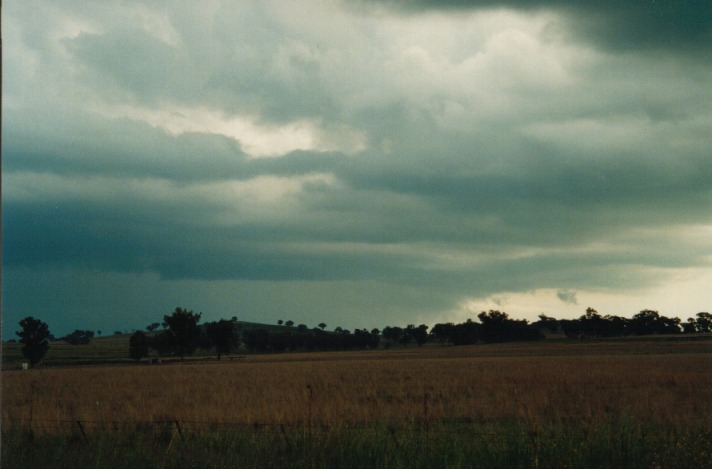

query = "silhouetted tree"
[61, 329, 95, 345]
[399, 326, 414, 347]
[630, 310, 680, 335]
[683, 318, 698, 334]
[478, 310, 542, 343]
[408, 324, 429, 346]
[477, 310, 510, 343]
[534, 314, 560, 334]
[450, 319, 480, 345]
[560, 318, 583, 338]
[16, 317, 51, 367]
[163, 307, 202, 360]
[431, 323, 455, 344]
[319, 322, 327, 330]
[206, 319, 236, 360]
[370, 329, 381, 348]
[150, 331, 175, 357]
[602, 314, 629, 337]
[244, 329, 270, 352]
[578, 308, 606, 338]
[695, 312, 712, 333]
[129, 331, 149, 362]
[285, 320, 294, 328]
[382, 326, 402, 345]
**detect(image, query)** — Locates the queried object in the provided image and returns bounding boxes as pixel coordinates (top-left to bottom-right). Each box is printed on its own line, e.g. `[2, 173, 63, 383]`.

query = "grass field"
[3, 337, 712, 467]
[3, 334, 133, 368]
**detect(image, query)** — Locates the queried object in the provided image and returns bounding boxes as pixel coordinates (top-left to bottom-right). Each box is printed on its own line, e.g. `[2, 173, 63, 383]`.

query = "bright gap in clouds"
[449, 266, 712, 325]
[96, 105, 366, 158]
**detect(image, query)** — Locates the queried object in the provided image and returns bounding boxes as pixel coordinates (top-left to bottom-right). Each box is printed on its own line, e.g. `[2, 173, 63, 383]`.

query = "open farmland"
[3, 338, 712, 468]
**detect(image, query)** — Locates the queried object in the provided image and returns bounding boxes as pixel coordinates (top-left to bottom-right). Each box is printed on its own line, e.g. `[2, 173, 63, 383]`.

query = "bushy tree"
[578, 308, 606, 338]
[382, 326, 403, 346]
[407, 324, 429, 346]
[370, 329, 381, 348]
[150, 331, 175, 357]
[534, 315, 560, 334]
[683, 318, 698, 334]
[206, 319, 236, 360]
[244, 328, 270, 352]
[16, 317, 51, 367]
[129, 331, 149, 361]
[630, 310, 680, 335]
[450, 320, 480, 345]
[61, 329, 95, 345]
[477, 310, 542, 343]
[695, 312, 712, 333]
[164, 307, 202, 360]
[430, 322, 454, 344]
[477, 310, 509, 342]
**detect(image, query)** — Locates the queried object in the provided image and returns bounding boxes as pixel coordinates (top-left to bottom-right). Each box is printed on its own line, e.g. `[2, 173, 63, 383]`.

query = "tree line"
[430, 309, 712, 346]
[12, 307, 712, 367]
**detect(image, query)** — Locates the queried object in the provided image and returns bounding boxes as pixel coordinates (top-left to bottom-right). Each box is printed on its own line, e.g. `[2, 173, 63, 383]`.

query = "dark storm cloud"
[3, 110, 344, 183]
[4, 103, 711, 285]
[3, 0, 712, 335]
[360, 0, 712, 53]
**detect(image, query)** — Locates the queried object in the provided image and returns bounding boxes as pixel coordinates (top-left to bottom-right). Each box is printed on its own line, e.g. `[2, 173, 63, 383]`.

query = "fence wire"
[6, 416, 518, 439]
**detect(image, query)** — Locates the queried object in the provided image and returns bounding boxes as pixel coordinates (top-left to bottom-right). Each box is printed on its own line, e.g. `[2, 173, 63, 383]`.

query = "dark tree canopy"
[630, 309, 680, 335]
[405, 324, 429, 346]
[129, 331, 149, 361]
[695, 312, 712, 333]
[382, 326, 403, 344]
[205, 319, 236, 360]
[60, 329, 95, 345]
[477, 310, 542, 343]
[164, 307, 202, 360]
[150, 331, 175, 357]
[127, 304, 692, 360]
[16, 316, 51, 367]
[243, 328, 270, 352]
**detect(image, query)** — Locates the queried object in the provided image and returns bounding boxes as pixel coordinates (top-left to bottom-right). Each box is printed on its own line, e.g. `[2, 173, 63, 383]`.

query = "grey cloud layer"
[3, 0, 712, 332]
[360, 0, 712, 53]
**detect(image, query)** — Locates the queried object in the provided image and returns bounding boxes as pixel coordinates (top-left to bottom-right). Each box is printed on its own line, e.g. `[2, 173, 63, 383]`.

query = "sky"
[3, 0, 712, 338]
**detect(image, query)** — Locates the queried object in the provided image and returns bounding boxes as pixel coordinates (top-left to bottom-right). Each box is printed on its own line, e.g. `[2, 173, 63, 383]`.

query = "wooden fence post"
[174, 419, 185, 442]
[307, 384, 314, 436]
[76, 420, 89, 442]
[280, 424, 292, 453]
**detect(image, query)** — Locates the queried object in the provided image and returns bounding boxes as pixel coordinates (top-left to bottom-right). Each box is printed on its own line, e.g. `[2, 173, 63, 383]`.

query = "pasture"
[3, 337, 712, 468]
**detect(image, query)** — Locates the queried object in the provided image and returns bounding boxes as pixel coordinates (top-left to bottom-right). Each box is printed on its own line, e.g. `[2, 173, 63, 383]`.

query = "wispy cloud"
[557, 289, 578, 305]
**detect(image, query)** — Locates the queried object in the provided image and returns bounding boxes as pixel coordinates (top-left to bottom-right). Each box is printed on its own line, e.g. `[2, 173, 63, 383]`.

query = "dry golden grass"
[3, 339, 712, 434]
